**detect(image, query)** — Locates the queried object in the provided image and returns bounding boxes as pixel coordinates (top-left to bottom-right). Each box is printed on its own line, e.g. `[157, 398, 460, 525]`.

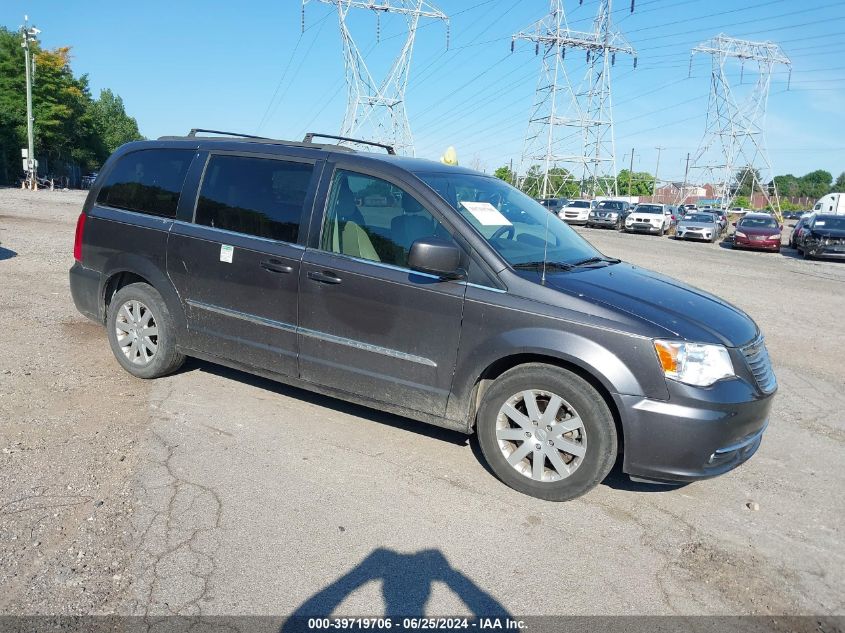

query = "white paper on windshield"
[460, 201, 512, 226]
[816, 221, 826, 226]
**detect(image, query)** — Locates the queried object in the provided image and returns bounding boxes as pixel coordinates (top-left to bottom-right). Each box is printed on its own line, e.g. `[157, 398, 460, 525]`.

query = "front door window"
[321, 170, 450, 268]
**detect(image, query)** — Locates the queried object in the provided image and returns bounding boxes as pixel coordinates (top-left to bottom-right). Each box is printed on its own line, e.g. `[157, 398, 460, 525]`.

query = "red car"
[732, 213, 782, 252]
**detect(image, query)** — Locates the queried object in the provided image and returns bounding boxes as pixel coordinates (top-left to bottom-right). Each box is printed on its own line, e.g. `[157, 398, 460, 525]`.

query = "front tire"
[106, 283, 185, 379]
[476, 364, 618, 501]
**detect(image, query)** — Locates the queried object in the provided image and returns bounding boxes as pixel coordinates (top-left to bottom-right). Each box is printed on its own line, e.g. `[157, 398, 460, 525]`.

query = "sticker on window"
[460, 201, 512, 226]
[815, 221, 826, 226]
[220, 244, 234, 263]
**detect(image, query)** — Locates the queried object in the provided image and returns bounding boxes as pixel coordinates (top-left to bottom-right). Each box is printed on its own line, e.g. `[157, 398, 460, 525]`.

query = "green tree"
[617, 169, 655, 196]
[833, 172, 845, 192]
[0, 26, 142, 184]
[89, 89, 143, 154]
[733, 166, 762, 197]
[800, 169, 832, 198]
[520, 165, 578, 199]
[773, 174, 800, 199]
[493, 165, 515, 185]
[733, 195, 751, 209]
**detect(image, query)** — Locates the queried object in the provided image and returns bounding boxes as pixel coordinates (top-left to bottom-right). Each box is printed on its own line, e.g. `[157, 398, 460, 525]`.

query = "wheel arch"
[462, 352, 626, 456]
[98, 255, 186, 333]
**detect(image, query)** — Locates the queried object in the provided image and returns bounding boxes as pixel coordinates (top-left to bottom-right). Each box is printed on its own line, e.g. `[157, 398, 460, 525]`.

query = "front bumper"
[734, 236, 781, 250]
[69, 262, 102, 323]
[804, 242, 845, 259]
[618, 376, 775, 483]
[677, 228, 714, 241]
[626, 222, 662, 233]
[588, 216, 619, 227]
[561, 215, 589, 225]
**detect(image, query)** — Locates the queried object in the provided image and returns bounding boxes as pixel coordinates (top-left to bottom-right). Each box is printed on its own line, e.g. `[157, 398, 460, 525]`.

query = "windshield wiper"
[513, 260, 574, 271]
[571, 256, 620, 267]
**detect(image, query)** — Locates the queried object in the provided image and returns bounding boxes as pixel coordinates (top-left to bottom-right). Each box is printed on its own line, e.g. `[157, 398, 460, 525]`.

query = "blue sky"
[3, 0, 844, 182]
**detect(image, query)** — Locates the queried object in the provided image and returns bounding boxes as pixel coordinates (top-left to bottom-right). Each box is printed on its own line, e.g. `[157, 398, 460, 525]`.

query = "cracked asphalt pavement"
[0, 189, 842, 617]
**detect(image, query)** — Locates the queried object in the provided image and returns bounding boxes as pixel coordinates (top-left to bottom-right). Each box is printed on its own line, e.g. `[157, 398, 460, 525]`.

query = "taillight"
[73, 212, 86, 262]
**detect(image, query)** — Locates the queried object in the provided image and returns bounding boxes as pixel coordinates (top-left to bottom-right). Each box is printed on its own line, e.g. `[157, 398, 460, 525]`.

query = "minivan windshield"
[418, 172, 602, 267]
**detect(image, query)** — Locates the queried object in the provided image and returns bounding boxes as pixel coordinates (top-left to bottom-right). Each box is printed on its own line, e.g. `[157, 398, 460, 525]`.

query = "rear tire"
[106, 283, 185, 379]
[476, 364, 617, 501]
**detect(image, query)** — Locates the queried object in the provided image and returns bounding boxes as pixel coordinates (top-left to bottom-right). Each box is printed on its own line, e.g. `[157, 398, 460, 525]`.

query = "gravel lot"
[0, 188, 842, 618]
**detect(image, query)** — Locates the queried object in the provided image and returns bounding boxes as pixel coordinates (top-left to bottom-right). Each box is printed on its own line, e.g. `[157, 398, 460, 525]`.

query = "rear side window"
[97, 149, 193, 217]
[195, 155, 313, 243]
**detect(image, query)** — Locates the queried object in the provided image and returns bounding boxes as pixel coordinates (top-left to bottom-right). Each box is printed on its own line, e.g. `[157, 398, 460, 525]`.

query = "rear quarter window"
[194, 155, 314, 243]
[97, 149, 193, 218]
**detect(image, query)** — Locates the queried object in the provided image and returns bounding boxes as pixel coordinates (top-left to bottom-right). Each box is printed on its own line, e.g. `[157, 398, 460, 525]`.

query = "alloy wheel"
[496, 390, 587, 482]
[114, 300, 158, 366]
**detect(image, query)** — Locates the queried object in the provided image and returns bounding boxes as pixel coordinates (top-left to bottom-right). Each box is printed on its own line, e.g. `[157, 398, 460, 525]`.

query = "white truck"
[811, 193, 845, 215]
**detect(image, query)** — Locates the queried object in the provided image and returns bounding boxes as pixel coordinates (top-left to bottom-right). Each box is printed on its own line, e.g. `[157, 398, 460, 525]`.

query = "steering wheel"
[491, 224, 515, 241]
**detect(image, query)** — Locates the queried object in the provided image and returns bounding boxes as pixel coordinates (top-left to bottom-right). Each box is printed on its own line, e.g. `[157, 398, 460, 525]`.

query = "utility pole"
[682, 152, 691, 205]
[20, 16, 40, 190]
[512, 0, 636, 199]
[653, 146, 664, 202]
[627, 147, 634, 199]
[687, 34, 791, 221]
[302, 1, 448, 156]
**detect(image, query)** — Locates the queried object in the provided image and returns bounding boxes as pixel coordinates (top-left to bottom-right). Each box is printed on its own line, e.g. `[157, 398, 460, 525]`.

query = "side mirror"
[408, 238, 464, 279]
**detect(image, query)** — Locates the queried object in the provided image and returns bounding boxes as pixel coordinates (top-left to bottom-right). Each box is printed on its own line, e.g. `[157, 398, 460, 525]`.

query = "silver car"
[676, 212, 720, 242]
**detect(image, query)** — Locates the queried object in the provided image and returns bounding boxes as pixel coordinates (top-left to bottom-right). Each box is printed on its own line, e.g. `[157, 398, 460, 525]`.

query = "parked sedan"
[586, 199, 630, 230]
[675, 212, 720, 242]
[788, 215, 810, 248]
[732, 213, 782, 252]
[796, 214, 845, 260]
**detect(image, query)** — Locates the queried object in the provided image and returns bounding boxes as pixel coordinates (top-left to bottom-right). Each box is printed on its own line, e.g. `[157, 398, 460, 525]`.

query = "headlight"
[735, 231, 746, 238]
[608, 212, 617, 218]
[653, 340, 735, 387]
[767, 234, 781, 240]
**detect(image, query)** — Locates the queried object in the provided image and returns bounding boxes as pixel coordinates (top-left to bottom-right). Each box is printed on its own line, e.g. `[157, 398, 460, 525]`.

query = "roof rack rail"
[187, 128, 268, 140]
[303, 133, 396, 155]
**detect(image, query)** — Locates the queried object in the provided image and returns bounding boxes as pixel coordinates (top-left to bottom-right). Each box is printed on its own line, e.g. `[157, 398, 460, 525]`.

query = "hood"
[540, 263, 758, 347]
[679, 220, 716, 229]
[737, 225, 780, 236]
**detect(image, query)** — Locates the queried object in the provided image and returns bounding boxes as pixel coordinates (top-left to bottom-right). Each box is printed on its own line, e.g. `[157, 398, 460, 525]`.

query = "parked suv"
[624, 203, 673, 236]
[586, 199, 630, 230]
[558, 199, 592, 225]
[70, 130, 776, 501]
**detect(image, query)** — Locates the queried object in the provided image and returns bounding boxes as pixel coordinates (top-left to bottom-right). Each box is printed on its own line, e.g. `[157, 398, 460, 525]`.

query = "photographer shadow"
[280, 548, 510, 632]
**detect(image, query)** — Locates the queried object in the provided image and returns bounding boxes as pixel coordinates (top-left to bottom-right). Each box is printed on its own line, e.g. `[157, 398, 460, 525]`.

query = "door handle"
[307, 270, 342, 285]
[260, 259, 293, 274]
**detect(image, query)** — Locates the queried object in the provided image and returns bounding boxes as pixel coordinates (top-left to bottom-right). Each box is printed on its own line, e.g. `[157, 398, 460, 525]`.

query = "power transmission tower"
[512, 0, 636, 200]
[686, 34, 791, 219]
[302, 1, 448, 156]
[20, 15, 40, 190]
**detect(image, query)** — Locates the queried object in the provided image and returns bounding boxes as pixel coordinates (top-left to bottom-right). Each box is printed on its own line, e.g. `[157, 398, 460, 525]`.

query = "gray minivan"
[69, 131, 776, 501]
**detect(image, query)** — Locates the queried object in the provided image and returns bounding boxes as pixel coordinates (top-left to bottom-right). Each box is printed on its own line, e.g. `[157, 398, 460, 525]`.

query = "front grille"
[741, 337, 777, 394]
